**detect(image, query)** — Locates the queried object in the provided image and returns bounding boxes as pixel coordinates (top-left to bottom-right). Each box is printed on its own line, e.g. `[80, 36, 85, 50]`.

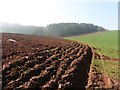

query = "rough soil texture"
[86, 66, 119, 90]
[2, 33, 93, 89]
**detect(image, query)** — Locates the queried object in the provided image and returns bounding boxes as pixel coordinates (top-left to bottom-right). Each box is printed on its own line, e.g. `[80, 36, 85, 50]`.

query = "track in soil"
[2, 33, 93, 89]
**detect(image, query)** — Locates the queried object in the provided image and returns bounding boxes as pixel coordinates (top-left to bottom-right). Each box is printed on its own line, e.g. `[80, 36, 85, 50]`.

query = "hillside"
[66, 30, 118, 58]
[65, 30, 119, 89]
[1, 33, 119, 89]
[0, 23, 106, 37]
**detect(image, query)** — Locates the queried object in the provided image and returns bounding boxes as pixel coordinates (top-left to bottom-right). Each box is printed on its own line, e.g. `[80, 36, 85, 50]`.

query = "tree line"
[0, 23, 107, 37]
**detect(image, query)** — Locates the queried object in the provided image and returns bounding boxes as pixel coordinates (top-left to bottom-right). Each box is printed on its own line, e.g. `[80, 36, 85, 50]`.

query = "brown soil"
[2, 33, 93, 89]
[1, 33, 119, 90]
[86, 66, 119, 90]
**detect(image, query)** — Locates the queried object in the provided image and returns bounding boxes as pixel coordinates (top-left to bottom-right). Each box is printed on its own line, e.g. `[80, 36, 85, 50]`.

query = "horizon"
[0, 0, 119, 30]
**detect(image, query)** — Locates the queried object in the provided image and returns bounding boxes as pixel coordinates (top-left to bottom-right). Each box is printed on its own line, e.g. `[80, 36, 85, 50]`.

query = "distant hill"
[0, 22, 107, 37]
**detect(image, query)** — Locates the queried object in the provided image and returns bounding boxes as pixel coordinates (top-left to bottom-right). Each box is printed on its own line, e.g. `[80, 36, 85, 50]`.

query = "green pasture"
[65, 30, 119, 80]
[66, 30, 118, 58]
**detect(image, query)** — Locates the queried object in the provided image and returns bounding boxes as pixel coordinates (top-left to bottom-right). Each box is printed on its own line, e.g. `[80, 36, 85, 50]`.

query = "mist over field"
[0, 22, 106, 37]
[1, 1, 119, 89]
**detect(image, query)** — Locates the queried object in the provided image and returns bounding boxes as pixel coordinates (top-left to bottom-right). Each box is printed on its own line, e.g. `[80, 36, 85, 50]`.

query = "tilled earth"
[86, 66, 119, 90]
[2, 33, 93, 89]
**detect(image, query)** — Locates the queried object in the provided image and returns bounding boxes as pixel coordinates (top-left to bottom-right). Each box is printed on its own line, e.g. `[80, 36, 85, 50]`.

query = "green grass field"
[66, 30, 118, 58]
[91, 59, 119, 80]
[65, 30, 119, 80]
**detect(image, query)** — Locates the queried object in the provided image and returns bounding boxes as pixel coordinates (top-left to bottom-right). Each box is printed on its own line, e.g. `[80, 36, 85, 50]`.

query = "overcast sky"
[0, 0, 119, 30]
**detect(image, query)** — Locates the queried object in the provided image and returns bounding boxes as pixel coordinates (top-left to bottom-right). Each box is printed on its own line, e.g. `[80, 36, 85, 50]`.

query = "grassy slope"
[65, 30, 119, 80]
[66, 31, 118, 58]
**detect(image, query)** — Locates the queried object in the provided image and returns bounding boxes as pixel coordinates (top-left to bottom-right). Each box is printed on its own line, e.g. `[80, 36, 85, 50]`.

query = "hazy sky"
[0, 0, 119, 30]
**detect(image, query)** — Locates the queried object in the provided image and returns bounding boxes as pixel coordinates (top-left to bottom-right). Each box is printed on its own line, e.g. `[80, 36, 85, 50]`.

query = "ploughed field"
[2, 33, 93, 89]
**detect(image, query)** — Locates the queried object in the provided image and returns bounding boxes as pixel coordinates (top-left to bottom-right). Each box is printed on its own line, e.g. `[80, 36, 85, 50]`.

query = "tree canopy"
[0, 23, 107, 37]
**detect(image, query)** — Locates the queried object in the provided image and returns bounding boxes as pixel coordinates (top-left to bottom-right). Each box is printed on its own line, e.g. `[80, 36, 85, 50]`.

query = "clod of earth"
[2, 33, 93, 89]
